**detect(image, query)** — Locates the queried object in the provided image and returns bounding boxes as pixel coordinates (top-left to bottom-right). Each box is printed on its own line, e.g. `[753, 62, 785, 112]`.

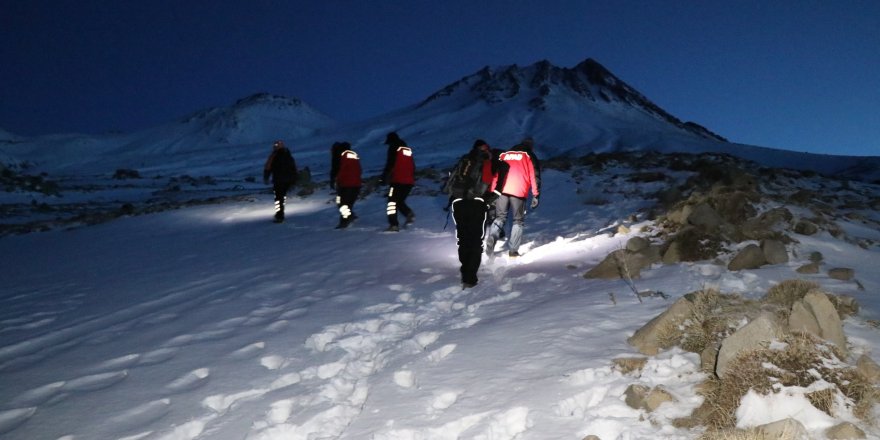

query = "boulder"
[826, 421, 866, 439]
[584, 246, 661, 280]
[628, 297, 695, 355]
[662, 241, 682, 264]
[716, 312, 785, 378]
[644, 386, 677, 411]
[626, 236, 650, 252]
[794, 220, 819, 235]
[761, 239, 789, 265]
[754, 418, 810, 440]
[802, 291, 847, 354]
[796, 262, 820, 274]
[728, 244, 766, 271]
[789, 300, 821, 335]
[688, 203, 723, 230]
[828, 268, 855, 281]
[623, 384, 649, 409]
[623, 385, 677, 412]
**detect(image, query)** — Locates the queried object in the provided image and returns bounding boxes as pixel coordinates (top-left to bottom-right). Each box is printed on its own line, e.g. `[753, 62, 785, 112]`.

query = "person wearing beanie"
[443, 139, 502, 288]
[484, 137, 541, 257]
[330, 141, 362, 229]
[263, 140, 298, 223]
[380, 131, 416, 232]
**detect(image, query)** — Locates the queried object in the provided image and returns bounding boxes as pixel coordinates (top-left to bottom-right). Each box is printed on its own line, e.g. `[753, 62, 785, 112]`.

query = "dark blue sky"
[2, 1, 878, 156]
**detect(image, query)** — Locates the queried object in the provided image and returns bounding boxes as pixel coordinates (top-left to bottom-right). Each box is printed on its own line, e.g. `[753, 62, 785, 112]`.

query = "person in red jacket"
[485, 142, 540, 257]
[263, 140, 298, 223]
[330, 141, 362, 229]
[380, 132, 416, 232]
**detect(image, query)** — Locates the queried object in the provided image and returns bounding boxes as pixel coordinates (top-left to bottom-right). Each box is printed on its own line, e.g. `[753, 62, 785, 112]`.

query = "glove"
[485, 191, 500, 206]
[530, 196, 539, 210]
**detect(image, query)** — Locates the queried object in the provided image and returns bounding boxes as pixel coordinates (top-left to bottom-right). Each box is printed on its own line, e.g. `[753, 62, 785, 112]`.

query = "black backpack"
[444, 153, 488, 200]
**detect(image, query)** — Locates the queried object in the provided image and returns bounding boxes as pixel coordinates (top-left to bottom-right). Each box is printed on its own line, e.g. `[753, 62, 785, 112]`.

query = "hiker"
[263, 139, 298, 223]
[445, 139, 501, 288]
[380, 132, 416, 232]
[485, 139, 540, 257]
[330, 141, 362, 229]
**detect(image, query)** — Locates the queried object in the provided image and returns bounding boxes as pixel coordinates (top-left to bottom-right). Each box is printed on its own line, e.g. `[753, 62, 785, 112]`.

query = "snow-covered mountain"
[1, 59, 878, 181]
[0, 94, 336, 175]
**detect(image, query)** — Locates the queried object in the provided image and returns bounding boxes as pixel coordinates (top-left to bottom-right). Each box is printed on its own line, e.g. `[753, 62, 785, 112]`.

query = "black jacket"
[264, 147, 298, 185]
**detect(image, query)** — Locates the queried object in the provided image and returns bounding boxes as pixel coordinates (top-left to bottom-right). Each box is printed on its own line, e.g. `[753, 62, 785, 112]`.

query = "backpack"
[444, 153, 489, 200]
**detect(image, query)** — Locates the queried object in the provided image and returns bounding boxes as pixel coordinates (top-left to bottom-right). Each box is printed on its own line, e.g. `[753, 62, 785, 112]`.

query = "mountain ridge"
[0, 58, 877, 181]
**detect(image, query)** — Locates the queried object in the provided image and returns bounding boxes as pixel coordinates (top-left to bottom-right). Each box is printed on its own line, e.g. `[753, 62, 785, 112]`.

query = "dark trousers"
[487, 195, 526, 253]
[452, 198, 489, 285]
[386, 184, 414, 226]
[336, 186, 360, 226]
[273, 181, 291, 218]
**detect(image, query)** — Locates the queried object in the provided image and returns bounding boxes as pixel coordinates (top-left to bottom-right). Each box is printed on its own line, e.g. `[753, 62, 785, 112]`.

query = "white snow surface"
[2, 60, 880, 438]
[2, 163, 880, 439]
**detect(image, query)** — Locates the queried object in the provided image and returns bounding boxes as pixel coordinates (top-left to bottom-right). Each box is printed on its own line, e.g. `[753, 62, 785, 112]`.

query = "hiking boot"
[405, 212, 415, 225]
[508, 251, 521, 258]
[385, 225, 400, 232]
[462, 282, 477, 289]
[335, 221, 349, 229]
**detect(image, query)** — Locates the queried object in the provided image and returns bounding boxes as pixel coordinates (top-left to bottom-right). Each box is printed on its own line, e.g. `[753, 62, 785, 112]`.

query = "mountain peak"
[418, 58, 725, 141]
[232, 93, 306, 109]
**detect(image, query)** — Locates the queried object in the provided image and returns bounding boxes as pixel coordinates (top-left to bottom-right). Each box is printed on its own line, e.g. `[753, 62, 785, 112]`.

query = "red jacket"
[493, 150, 539, 198]
[388, 146, 415, 185]
[336, 150, 362, 187]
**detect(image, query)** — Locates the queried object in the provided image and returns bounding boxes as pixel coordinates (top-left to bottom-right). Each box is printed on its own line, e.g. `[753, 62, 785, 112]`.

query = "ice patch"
[394, 370, 416, 388]
[261, 355, 286, 370]
[427, 344, 456, 362]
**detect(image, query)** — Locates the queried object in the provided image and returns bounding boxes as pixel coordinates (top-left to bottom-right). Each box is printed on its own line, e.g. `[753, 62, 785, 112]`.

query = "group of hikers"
[262, 132, 541, 289]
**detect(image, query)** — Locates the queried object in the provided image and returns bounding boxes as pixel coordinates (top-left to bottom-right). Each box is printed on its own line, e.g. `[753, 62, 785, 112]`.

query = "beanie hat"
[521, 137, 534, 149]
[384, 132, 402, 145]
[472, 139, 488, 150]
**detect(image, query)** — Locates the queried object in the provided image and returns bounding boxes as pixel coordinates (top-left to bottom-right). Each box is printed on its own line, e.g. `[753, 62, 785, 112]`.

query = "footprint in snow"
[91, 353, 142, 372]
[162, 328, 236, 347]
[0, 407, 37, 435]
[106, 398, 172, 431]
[10, 381, 65, 406]
[63, 370, 128, 392]
[166, 368, 210, 393]
[427, 344, 456, 362]
[264, 320, 290, 333]
[260, 355, 286, 370]
[229, 341, 266, 359]
[429, 390, 462, 414]
[138, 347, 178, 366]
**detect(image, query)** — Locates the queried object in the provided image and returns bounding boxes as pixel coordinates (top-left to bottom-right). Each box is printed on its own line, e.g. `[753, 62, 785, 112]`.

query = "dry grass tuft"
[694, 332, 876, 431]
[698, 429, 768, 440]
[763, 279, 820, 307]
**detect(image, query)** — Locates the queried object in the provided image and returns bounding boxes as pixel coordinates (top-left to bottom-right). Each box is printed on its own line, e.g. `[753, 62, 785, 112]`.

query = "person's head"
[273, 140, 285, 150]
[384, 132, 402, 146]
[520, 137, 534, 150]
[472, 139, 489, 151]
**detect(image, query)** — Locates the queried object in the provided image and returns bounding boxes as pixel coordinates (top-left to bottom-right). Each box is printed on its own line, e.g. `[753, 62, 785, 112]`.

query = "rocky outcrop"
[627, 297, 694, 355]
[715, 312, 786, 378]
